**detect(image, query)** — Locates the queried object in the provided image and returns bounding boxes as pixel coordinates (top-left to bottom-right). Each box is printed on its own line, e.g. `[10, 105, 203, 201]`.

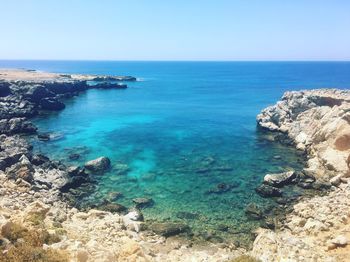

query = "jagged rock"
[31, 154, 50, 166]
[255, 184, 282, 198]
[60, 173, 89, 193]
[149, 222, 190, 237]
[257, 89, 350, 178]
[67, 166, 86, 176]
[0, 118, 37, 135]
[40, 97, 65, 110]
[263, 171, 296, 187]
[0, 135, 31, 171]
[5, 158, 35, 183]
[84, 157, 111, 173]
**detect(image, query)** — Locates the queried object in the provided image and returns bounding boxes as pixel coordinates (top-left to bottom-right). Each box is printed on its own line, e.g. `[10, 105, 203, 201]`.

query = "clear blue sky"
[1, 0, 349, 61]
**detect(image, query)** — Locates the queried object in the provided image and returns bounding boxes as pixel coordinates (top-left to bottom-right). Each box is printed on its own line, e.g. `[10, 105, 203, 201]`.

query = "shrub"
[0, 222, 68, 262]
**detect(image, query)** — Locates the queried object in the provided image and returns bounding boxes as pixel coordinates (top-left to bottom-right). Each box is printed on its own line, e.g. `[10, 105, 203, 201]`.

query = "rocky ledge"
[252, 89, 350, 261]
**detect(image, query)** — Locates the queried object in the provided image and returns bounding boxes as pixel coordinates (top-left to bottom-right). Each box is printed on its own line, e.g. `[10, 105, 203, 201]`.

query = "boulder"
[255, 184, 282, 198]
[84, 157, 111, 173]
[263, 171, 296, 187]
[149, 222, 190, 237]
[123, 209, 144, 232]
[40, 97, 65, 110]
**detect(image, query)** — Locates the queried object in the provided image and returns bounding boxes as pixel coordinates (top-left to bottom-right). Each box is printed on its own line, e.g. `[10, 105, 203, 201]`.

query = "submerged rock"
[206, 182, 240, 194]
[132, 197, 154, 209]
[38, 133, 50, 141]
[98, 203, 127, 213]
[263, 171, 296, 187]
[106, 191, 123, 201]
[84, 157, 111, 173]
[245, 203, 264, 220]
[149, 222, 190, 237]
[255, 184, 282, 198]
[176, 211, 199, 220]
[69, 153, 80, 160]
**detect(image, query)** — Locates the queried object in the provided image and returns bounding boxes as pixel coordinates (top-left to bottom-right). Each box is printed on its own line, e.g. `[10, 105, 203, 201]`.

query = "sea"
[1, 60, 350, 245]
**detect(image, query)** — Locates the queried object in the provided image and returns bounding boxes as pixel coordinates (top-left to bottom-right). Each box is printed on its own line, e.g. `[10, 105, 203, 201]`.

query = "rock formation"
[253, 89, 350, 261]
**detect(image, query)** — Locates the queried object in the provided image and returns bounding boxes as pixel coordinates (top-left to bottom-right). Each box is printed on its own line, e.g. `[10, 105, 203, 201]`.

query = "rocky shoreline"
[0, 69, 349, 261]
[0, 69, 244, 261]
[253, 89, 350, 261]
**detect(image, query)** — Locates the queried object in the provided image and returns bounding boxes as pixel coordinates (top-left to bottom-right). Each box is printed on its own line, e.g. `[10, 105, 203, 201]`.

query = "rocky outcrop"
[252, 89, 350, 261]
[257, 89, 350, 180]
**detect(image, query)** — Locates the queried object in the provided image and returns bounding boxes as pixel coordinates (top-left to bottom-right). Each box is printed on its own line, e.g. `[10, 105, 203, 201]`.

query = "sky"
[0, 0, 349, 61]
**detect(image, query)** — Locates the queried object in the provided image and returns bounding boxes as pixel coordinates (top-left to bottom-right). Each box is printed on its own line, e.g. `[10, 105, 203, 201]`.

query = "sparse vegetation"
[26, 212, 46, 226]
[0, 222, 69, 262]
[230, 255, 261, 262]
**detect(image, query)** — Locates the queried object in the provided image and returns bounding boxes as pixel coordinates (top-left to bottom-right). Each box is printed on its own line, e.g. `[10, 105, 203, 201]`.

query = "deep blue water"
[1, 61, 350, 244]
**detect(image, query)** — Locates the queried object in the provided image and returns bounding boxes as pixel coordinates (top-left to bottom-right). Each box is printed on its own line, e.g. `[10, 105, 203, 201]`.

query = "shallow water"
[2, 61, 350, 245]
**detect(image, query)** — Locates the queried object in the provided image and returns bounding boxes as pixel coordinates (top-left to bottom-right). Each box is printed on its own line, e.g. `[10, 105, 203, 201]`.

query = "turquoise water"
[2, 61, 350, 245]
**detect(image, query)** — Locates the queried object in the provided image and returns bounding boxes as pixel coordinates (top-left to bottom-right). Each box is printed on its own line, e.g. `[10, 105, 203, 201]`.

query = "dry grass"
[0, 222, 69, 262]
[230, 255, 261, 262]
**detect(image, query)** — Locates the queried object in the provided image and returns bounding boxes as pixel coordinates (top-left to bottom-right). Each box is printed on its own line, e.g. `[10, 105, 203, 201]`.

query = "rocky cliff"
[253, 89, 350, 261]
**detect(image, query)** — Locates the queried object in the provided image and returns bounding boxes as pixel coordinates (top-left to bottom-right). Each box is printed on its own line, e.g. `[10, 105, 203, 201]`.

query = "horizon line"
[0, 59, 350, 63]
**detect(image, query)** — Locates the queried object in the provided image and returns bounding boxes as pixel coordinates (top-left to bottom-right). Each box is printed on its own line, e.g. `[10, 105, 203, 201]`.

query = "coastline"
[0, 69, 244, 261]
[0, 68, 349, 261]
